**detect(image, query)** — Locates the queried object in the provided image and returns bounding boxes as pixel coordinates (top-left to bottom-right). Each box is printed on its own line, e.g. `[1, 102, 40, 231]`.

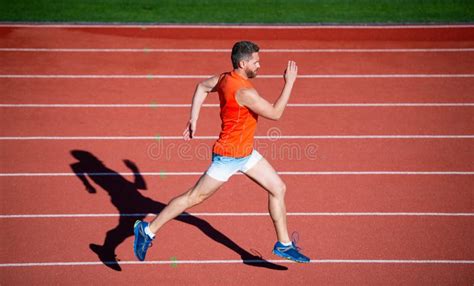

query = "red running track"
[1, 25, 474, 285]
[1, 78, 474, 104]
[2, 50, 473, 75]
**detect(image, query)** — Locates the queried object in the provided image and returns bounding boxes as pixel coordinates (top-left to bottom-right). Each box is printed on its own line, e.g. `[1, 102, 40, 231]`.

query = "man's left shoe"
[272, 241, 310, 263]
[133, 220, 153, 261]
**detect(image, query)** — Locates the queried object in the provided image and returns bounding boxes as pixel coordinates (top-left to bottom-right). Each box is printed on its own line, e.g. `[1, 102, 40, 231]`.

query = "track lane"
[1, 52, 473, 75]
[2, 78, 474, 105]
[1, 26, 473, 49]
[1, 176, 473, 215]
[1, 140, 473, 173]
[2, 107, 473, 136]
[2, 263, 473, 286]
[1, 216, 472, 264]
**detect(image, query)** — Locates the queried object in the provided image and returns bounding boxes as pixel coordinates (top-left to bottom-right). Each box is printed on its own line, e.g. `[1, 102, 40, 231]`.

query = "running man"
[133, 41, 310, 263]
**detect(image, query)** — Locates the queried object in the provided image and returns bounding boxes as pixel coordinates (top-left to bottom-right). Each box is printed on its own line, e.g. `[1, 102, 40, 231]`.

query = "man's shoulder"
[215, 72, 231, 85]
[238, 87, 257, 94]
[235, 87, 258, 105]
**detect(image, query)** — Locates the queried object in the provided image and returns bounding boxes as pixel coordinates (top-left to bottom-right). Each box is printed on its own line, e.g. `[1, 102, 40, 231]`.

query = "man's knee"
[271, 181, 286, 197]
[191, 193, 207, 206]
[186, 191, 200, 207]
[187, 187, 213, 206]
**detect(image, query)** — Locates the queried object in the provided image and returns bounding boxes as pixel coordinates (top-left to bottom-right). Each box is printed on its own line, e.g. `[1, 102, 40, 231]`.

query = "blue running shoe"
[133, 220, 153, 261]
[272, 241, 310, 263]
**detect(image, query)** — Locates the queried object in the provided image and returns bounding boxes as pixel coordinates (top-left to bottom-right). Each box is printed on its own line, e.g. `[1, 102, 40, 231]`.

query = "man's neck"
[234, 69, 249, 80]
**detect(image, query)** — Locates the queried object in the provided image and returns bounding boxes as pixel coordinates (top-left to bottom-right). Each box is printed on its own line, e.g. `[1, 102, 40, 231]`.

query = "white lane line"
[2, 48, 473, 53]
[1, 74, 473, 79]
[1, 24, 473, 29]
[286, 103, 474, 107]
[2, 103, 474, 108]
[1, 135, 473, 140]
[1, 172, 473, 177]
[0, 259, 472, 267]
[1, 212, 473, 219]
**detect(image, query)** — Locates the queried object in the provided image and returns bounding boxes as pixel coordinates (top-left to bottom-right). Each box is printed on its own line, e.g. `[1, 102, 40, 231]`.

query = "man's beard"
[245, 68, 258, 78]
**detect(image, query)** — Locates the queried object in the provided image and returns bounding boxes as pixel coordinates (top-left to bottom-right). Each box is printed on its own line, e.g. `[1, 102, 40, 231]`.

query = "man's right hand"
[183, 120, 197, 140]
[284, 60, 298, 84]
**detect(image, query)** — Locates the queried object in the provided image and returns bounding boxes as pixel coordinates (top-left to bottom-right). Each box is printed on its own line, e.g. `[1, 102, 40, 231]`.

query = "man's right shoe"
[133, 220, 153, 261]
[272, 241, 310, 263]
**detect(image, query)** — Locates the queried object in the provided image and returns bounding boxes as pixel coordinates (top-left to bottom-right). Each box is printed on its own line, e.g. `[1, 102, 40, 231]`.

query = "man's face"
[243, 52, 260, 78]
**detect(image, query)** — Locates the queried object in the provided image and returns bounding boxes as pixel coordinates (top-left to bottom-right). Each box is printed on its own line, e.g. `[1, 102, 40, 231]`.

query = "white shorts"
[205, 149, 263, 182]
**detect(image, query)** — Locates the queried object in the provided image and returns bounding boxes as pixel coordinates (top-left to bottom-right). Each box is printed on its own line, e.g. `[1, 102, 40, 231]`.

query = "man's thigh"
[243, 157, 285, 194]
[190, 173, 226, 198]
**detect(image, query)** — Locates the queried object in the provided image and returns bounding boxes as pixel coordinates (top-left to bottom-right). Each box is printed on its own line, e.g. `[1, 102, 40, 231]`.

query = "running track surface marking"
[1, 25, 473, 285]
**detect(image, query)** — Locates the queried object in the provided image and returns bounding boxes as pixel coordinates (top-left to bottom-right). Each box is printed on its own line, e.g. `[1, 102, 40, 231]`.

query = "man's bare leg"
[243, 157, 291, 243]
[148, 174, 225, 234]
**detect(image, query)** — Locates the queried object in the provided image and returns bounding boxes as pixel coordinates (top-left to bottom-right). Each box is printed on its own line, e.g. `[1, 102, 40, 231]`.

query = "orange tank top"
[212, 71, 258, 158]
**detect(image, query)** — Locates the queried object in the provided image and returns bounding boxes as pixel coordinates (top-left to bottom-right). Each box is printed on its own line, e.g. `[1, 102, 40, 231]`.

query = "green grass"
[0, 0, 473, 24]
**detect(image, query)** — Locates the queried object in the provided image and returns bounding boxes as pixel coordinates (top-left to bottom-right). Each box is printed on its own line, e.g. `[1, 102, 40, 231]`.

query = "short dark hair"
[231, 41, 260, 69]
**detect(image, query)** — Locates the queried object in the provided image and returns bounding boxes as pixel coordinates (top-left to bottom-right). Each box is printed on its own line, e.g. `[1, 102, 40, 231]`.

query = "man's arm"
[124, 159, 147, 190]
[70, 162, 96, 193]
[183, 75, 220, 140]
[236, 61, 297, 121]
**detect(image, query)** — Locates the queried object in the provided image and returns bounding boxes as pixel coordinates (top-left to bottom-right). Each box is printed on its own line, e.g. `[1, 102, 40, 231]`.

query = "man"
[133, 41, 310, 263]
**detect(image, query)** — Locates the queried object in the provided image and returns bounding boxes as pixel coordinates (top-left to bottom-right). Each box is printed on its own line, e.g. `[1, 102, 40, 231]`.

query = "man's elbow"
[268, 111, 282, 121]
[269, 108, 284, 121]
[197, 81, 212, 93]
[196, 82, 205, 92]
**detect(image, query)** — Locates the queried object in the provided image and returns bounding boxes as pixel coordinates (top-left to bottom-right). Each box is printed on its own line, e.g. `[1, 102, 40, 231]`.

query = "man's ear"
[238, 60, 246, 69]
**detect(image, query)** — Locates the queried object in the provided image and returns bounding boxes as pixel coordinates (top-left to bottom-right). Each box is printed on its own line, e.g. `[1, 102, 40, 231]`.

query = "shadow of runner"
[70, 150, 287, 271]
